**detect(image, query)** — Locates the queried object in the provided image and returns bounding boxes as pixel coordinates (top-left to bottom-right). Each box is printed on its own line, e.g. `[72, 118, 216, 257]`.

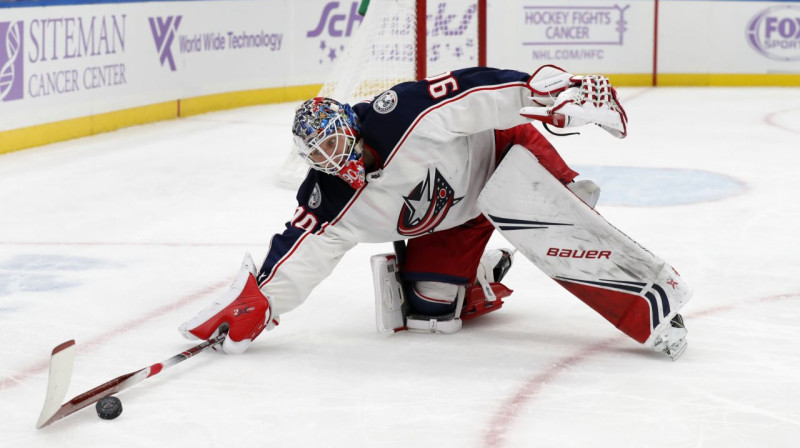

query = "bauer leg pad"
[478, 146, 692, 352]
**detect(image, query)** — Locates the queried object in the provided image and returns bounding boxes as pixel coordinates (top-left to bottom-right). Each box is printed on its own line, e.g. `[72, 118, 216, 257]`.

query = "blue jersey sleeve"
[257, 170, 356, 284]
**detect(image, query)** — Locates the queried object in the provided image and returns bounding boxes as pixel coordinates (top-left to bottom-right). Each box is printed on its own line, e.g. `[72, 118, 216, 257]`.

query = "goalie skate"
[652, 314, 688, 361]
[478, 145, 692, 357]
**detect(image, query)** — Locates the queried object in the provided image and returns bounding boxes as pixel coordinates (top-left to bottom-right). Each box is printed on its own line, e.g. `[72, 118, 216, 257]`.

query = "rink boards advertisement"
[658, 1, 800, 76]
[0, 0, 356, 132]
[489, 0, 655, 78]
[491, 0, 800, 82]
[1, 0, 799, 148]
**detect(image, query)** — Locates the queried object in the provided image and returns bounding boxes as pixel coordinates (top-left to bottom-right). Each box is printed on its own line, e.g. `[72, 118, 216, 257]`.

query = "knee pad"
[406, 281, 465, 334]
[406, 281, 459, 316]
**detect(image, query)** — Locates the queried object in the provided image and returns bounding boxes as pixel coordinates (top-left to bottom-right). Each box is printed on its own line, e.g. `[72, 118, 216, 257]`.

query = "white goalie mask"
[292, 97, 366, 189]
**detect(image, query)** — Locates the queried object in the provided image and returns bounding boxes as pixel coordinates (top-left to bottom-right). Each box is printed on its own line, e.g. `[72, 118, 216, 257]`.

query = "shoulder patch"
[309, 183, 322, 209]
[373, 90, 398, 114]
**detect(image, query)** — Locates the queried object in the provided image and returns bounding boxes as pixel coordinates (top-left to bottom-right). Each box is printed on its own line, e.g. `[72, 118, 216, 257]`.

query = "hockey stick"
[35, 333, 225, 429]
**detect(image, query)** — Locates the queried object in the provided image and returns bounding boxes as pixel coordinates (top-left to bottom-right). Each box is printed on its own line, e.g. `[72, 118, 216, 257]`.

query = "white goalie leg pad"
[477, 146, 692, 348]
[405, 286, 465, 335]
[371, 254, 406, 333]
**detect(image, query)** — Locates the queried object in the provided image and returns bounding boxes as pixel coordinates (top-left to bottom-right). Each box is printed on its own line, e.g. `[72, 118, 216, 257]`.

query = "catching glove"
[521, 65, 628, 138]
[179, 253, 278, 354]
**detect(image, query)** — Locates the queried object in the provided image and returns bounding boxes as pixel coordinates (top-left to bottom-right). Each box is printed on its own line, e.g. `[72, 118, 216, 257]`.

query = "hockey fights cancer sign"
[3, 1, 799, 141]
[512, 1, 800, 77]
[521, 4, 631, 63]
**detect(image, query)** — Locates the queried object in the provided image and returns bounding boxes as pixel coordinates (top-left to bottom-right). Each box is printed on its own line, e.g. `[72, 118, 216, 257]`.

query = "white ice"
[1, 88, 799, 448]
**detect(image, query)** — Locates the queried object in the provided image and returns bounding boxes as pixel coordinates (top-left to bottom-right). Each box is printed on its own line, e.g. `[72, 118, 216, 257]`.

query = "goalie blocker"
[478, 145, 691, 359]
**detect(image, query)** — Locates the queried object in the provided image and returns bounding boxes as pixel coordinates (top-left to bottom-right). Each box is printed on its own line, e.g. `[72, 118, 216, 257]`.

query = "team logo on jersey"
[397, 167, 463, 236]
[373, 90, 398, 114]
[309, 183, 322, 209]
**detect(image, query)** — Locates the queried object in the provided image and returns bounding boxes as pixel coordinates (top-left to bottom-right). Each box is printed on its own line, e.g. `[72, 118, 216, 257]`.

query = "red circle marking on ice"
[481, 291, 800, 448]
[764, 107, 800, 135]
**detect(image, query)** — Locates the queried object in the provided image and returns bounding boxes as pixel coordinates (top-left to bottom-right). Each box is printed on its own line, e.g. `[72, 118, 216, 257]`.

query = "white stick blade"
[36, 340, 76, 429]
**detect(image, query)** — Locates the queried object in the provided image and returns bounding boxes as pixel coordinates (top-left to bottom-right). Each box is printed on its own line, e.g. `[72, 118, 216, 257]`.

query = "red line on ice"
[764, 107, 800, 135]
[0, 280, 227, 392]
[481, 291, 800, 448]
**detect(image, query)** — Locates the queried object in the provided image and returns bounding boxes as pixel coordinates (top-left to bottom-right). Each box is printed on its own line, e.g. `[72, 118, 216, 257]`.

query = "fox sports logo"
[746, 5, 800, 62]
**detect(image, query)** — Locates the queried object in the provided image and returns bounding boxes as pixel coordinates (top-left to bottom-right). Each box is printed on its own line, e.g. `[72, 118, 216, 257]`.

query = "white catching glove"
[521, 65, 628, 138]
[179, 253, 279, 354]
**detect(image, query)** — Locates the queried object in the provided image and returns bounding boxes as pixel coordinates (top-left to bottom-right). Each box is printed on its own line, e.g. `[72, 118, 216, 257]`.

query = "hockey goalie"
[179, 65, 691, 361]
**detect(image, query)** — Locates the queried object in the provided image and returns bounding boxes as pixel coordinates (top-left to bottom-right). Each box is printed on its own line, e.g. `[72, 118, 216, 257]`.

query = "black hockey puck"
[95, 396, 123, 420]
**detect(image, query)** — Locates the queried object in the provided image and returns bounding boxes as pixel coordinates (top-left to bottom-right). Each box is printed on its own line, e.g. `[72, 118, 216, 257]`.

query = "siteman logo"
[0, 21, 24, 102]
[148, 16, 182, 71]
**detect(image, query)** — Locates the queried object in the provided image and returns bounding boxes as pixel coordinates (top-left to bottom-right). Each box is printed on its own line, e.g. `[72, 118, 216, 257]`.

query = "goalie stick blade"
[36, 340, 77, 429]
[35, 338, 151, 429]
[37, 368, 148, 429]
[35, 333, 226, 429]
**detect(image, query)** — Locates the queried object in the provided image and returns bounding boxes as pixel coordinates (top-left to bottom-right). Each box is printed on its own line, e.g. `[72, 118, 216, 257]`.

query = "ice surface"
[1, 88, 799, 447]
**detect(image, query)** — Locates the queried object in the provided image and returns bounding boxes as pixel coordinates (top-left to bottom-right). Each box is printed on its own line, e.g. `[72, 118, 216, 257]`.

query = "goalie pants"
[398, 124, 578, 316]
[402, 215, 495, 315]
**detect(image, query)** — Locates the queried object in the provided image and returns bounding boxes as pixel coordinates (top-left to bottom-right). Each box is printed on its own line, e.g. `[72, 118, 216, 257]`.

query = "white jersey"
[258, 68, 538, 315]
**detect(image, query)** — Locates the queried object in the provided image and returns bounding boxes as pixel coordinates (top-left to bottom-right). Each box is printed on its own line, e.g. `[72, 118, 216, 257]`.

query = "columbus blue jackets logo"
[397, 167, 463, 236]
[373, 90, 398, 114]
[308, 183, 322, 209]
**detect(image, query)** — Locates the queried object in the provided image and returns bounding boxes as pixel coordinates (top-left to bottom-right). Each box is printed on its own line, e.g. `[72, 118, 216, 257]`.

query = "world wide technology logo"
[149, 16, 182, 71]
[0, 21, 24, 102]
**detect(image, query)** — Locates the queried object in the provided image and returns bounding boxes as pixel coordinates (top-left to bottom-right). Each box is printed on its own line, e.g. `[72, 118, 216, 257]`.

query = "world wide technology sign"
[0, 0, 488, 134]
[3, 0, 798, 136]
[0, 0, 344, 133]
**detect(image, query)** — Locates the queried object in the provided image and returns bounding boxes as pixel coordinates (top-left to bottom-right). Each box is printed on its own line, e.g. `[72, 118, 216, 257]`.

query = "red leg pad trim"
[555, 280, 651, 343]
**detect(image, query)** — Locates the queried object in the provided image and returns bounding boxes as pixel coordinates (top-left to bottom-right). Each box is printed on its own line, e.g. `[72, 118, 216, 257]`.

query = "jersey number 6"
[426, 72, 460, 99]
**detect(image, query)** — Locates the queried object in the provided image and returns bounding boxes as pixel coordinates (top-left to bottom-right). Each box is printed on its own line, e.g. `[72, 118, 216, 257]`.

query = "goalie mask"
[292, 97, 366, 189]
